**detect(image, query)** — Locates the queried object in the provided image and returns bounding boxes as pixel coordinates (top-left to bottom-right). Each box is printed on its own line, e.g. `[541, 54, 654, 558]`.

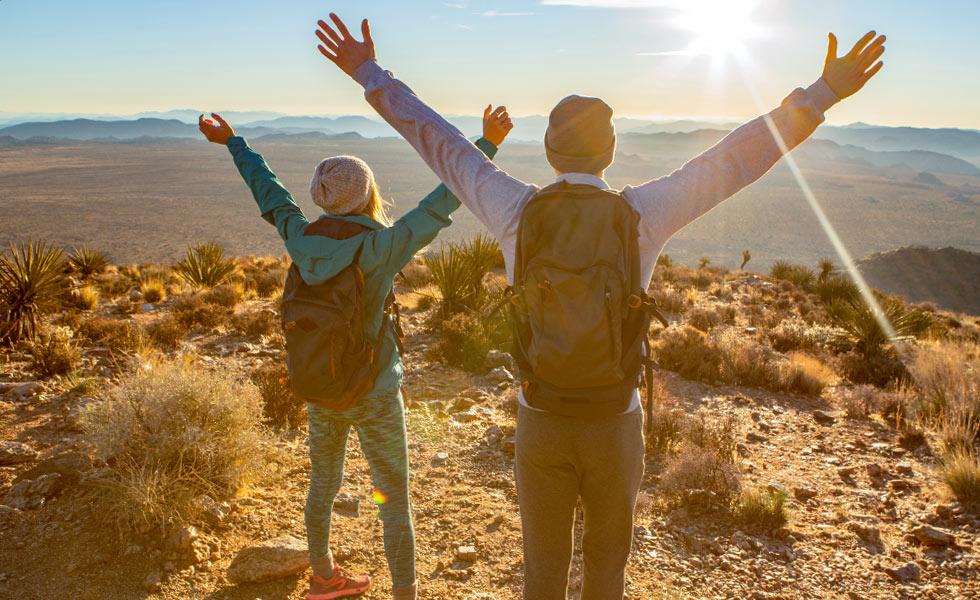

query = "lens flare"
[372, 489, 388, 505]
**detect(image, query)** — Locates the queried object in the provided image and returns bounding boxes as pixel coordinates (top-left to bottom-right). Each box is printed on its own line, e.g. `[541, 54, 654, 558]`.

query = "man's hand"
[316, 13, 376, 77]
[482, 105, 513, 147]
[198, 113, 236, 145]
[821, 31, 885, 100]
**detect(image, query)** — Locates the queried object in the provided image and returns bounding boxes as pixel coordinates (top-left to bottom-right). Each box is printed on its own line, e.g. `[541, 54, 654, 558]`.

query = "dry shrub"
[715, 328, 780, 389]
[938, 450, 980, 511]
[30, 325, 80, 377]
[768, 317, 837, 353]
[94, 272, 132, 299]
[70, 285, 100, 311]
[686, 306, 722, 332]
[735, 486, 790, 531]
[644, 378, 684, 454]
[146, 316, 190, 350]
[649, 286, 686, 314]
[835, 350, 910, 388]
[78, 356, 276, 532]
[435, 309, 511, 373]
[661, 445, 742, 504]
[251, 269, 286, 298]
[77, 316, 146, 354]
[173, 293, 231, 330]
[689, 270, 716, 289]
[682, 410, 741, 463]
[140, 278, 166, 304]
[776, 353, 834, 396]
[653, 326, 723, 382]
[907, 340, 979, 426]
[400, 259, 433, 290]
[837, 384, 887, 419]
[232, 309, 279, 338]
[249, 358, 306, 429]
[203, 282, 243, 308]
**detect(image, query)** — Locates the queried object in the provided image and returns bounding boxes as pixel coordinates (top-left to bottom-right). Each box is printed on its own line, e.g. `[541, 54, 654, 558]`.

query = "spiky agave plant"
[424, 242, 476, 315]
[827, 295, 934, 358]
[173, 241, 239, 289]
[68, 246, 110, 279]
[461, 233, 504, 278]
[0, 240, 69, 343]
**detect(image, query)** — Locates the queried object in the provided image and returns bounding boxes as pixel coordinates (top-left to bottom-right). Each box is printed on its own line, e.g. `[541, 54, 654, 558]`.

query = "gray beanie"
[310, 155, 376, 215]
[544, 94, 616, 175]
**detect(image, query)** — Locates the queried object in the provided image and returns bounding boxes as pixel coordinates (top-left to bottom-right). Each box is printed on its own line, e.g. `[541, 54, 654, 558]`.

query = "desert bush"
[661, 444, 742, 504]
[0, 240, 69, 343]
[173, 293, 231, 331]
[682, 411, 741, 464]
[249, 268, 287, 298]
[906, 340, 979, 436]
[938, 450, 980, 511]
[690, 270, 715, 289]
[686, 306, 722, 332]
[768, 317, 836, 353]
[463, 232, 505, 272]
[817, 258, 836, 281]
[68, 246, 110, 279]
[399, 258, 433, 290]
[656, 254, 673, 268]
[146, 316, 189, 350]
[715, 328, 780, 389]
[140, 278, 166, 303]
[775, 353, 835, 396]
[814, 275, 859, 305]
[735, 487, 790, 531]
[837, 384, 887, 419]
[78, 356, 276, 531]
[30, 326, 80, 377]
[436, 308, 511, 372]
[652, 326, 723, 383]
[249, 358, 306, 429]
[173, 241, 239, 289]
[649, 286, 686, 314]
[77, 316, 147, 354]
[836, 350, 910, 388]
[94, 272, 133, 299]
[70, 285, 100, 311]
[232, 309, 279, 338]
[770, 261, 815, 290]
[644, 379, 685, 455]
[425, 242, 478, 314]
[827, 296, 934, 359]
[203, 282, 243, 308]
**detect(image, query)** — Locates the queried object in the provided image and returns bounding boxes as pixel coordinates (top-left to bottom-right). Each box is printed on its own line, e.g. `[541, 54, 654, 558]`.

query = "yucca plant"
[462, 232, 504, 275]
[424, 242, 475, 314]
[68, 246, 110, 279]
[827, 296, 934, 358]
[817, 257, 836, 281]
[938, 450, 980, 511]
[173, 241, 238, 289]
[0, 240, 70, 343]
[769, 260, 815, 290]
[740, 249, 751, 270]
[813, 275, 859, 306]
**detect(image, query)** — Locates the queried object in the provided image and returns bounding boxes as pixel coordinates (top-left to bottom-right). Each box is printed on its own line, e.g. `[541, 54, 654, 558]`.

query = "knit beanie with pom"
[309, 155, 376, 215]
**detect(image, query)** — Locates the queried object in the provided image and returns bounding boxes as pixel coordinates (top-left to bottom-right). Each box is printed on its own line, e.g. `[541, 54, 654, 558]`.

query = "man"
[314, 13, 884, 600]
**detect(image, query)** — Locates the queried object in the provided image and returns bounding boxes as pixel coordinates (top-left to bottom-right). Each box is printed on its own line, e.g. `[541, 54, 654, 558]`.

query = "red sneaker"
[306, 562, 371, 600]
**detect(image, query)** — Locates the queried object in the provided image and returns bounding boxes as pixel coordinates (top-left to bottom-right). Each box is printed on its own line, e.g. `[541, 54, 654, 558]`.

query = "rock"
[66, 397, 98, 429]
[934, 504, 954, 520]
[884, 562, 921, 582]
[486, 366, 514, 386]
[793, 487, 818, 501]
[895, 463, 914, 477]
[889, 479, 916, 492]
[4, 473, 64, 510]
[457, 545, 478, 562]
[9, 382, 42, 399]
[142, 569, 163, 591]
[167, 525, 209, 564]
[226, 535, 310, 584]
[501, 437, 516, 456]
[746, 432, 769, 443]
[334, 494, 360, 516]
[141, 303, 155, 312]
[431, 452, 449, 468]
[848, 522, 882, 546]
[485, 350, 517, 373]
[0, 505, 23, 520]
[866, 463, 887, 479]
[911, 525, 956, 547]
[0, 441, 39, 465]
[453, 410, 478, 423]
[812, 410, 836, 425]
[197, 495, 227, 527]
[837, 466, 858, 479]
[483, 425, 503, 445]
[451, 396, 476, 412]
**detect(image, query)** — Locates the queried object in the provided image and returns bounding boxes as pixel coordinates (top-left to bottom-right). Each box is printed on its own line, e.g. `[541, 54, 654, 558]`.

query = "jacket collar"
[555, 172, 610, 190]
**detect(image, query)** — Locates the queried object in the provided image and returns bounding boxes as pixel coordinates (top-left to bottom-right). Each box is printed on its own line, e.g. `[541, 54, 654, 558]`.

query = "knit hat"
[309, 155, 376, 215]
[544, 95, 616, 175]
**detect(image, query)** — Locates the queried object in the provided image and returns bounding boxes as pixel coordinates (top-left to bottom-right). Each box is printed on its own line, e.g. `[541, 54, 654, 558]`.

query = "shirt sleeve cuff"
[806, 78, 840, 114]
[352, 59, 387, 88]
[226, 136, 249, 154]
[475, 137, 498, 159]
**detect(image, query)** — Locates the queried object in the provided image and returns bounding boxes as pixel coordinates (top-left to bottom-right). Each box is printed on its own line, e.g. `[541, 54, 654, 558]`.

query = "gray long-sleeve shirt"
[351, 58, 840, 409]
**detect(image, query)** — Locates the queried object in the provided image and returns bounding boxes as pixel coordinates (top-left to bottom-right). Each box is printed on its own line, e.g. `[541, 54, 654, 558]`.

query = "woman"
[199, 106, 513, 600]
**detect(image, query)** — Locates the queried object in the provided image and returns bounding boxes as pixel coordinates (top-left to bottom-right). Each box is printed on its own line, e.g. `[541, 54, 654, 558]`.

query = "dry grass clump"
[770, 261, 815, 289]
[837, 384, 889, 419]
[734, 486, 790, 531]
[231, 309, 279, 338]
[767, 317, 837, 353]
[173, 241, 239, 289]
[93, 271, 133, 299]
[30, 325, 80, 377]
[249, 268, 287, 298]
[76, 316, 147, 354]
[775, 353, 835, 396]
[67, 246, 110, 279]
[907, 340, 979, 428]
[686, 306, 723, 332]
[661, 444, 742, 505]
[649, 286, 686, 314]
[139, 278, 166, 304]
[435, 308, 511, 373]
[938, 450, 980, 511]
[249, 358, 306, 429]
[203, 282, 244, 308]
[70, 285, 100, 311]
[644, 379, 685, 454]
[400, 258, 433, 290]
[653, 326, 723, 383]
[146, 316, 190, 350]
[715, 328, 780, 389]
[173, 293, 231, 331]
[78, 356, 277, 532]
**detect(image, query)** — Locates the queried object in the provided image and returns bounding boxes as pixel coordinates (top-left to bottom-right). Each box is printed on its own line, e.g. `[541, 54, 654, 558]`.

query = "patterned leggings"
[305, 391, 416, 588]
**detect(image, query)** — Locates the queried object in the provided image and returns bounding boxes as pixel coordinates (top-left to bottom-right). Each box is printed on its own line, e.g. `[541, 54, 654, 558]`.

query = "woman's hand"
[483, 105, 513, 147]
[821, 31, 885, 100]
[316, 13, 376, 77]
[198, 113, 236, 145]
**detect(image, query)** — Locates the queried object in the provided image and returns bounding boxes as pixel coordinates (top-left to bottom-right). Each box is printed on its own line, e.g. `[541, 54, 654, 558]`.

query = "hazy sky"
[2, 0, 978, 128]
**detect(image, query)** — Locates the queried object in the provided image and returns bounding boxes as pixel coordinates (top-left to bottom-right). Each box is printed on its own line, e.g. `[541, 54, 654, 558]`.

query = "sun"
[670, 0, 765, 61]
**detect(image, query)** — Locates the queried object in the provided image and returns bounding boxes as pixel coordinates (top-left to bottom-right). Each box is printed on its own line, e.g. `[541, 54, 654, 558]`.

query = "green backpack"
[510, 181, 665, 417]
[280, 217, 402, 410]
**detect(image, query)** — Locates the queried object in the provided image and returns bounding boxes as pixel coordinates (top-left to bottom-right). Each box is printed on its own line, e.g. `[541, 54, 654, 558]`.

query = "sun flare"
[671, 0, 765, 60]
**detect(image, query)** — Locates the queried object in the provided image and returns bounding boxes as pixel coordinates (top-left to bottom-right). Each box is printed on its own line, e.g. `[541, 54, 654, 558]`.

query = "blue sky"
[1, 0, 978, 128]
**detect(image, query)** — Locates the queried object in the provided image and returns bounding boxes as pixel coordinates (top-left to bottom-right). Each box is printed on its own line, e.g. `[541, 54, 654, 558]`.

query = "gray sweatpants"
[515, 404, 645, 600]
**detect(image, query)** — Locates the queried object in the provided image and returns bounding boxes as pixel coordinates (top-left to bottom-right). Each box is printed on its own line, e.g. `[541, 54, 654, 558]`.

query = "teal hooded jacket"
[226, 135, 498, 401]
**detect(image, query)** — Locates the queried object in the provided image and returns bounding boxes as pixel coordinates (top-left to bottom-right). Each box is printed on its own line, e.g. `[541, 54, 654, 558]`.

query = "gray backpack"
[510, 181, 665, 417]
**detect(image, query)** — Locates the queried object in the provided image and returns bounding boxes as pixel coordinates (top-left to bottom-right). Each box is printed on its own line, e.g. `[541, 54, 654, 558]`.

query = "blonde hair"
[363, 184, 392, 227]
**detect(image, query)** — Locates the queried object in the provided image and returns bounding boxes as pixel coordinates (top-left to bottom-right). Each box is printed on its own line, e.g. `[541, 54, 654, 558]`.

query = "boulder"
[884, 562, 921, 582]
[486, 367, 514, 386]
[911, 525, 956, 547]
[4, 473, 64, 510]
[226, 535, 310, 584]
[0, 441, 38, 466]
[485, 350, 517, 373]
[812, 410, 836, 425]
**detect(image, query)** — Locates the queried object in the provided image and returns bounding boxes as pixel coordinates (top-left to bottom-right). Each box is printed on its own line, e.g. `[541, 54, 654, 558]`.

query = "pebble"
[431, 452, 449, 468]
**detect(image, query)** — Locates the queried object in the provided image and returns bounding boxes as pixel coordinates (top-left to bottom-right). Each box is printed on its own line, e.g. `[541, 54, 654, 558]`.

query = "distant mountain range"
[856, 246, 980, 316]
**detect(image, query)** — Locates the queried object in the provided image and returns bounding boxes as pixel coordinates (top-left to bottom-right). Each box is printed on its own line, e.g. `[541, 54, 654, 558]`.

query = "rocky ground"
[1, 294, 978, 600]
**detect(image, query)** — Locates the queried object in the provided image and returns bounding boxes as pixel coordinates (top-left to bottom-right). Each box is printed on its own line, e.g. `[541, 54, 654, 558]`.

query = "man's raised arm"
[628, 31, 885, 242]
[315, 14, 532, 242]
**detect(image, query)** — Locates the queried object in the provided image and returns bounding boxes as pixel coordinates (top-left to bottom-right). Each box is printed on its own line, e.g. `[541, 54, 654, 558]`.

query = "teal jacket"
[226, 135, 498, 400]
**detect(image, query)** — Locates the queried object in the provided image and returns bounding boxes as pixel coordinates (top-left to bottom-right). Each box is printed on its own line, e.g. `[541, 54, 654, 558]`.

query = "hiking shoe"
[306, 562, 371, 599]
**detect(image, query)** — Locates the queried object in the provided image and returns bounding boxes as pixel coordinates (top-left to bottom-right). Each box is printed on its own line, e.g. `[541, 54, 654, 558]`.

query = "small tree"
[698, 256, 712, 269]
[740, 249, 751, 270]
